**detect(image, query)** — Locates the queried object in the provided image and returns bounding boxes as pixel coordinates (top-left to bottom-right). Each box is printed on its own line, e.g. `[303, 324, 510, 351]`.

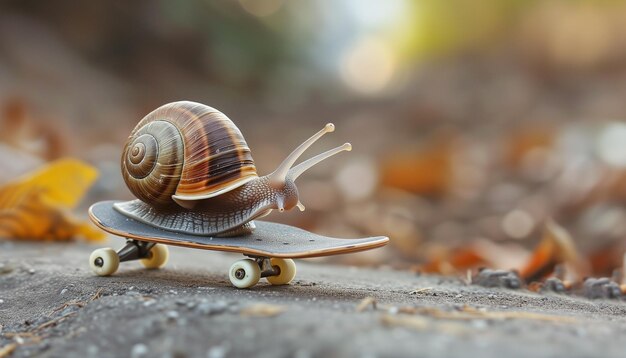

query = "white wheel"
[229, 259, 261, 289]
[266, 258, 296, 285]
[89, 248, 119, 276]
[140, 244, 169, 269]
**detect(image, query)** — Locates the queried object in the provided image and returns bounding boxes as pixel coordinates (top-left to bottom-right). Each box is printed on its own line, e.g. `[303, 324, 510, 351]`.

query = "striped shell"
[121, 101, 258, 207]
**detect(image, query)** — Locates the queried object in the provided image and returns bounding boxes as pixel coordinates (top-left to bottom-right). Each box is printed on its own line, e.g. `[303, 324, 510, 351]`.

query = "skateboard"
[88, 201, 389, 288]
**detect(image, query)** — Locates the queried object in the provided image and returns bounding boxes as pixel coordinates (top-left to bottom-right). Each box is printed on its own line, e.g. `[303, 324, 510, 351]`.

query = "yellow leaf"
[0, 158, 104, 242]
[0, 158, 98, 209]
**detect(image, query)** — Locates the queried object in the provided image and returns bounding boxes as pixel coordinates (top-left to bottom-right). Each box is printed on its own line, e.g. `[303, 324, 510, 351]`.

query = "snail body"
[115, 101, 351, 237]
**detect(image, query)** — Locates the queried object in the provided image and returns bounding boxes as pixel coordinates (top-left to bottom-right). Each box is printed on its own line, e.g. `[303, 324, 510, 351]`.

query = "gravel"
[2, 242, 626, 357]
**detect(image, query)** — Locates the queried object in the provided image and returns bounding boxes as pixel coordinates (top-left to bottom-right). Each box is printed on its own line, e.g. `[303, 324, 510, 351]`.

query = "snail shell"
[121, 101, 258, 207]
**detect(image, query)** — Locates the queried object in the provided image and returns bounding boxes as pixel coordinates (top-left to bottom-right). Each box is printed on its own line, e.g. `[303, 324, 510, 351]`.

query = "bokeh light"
[339, 36, 397, 95]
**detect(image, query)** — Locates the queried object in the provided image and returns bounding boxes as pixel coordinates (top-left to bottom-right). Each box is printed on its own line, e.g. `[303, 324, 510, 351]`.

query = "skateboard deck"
[89, 201, 389, 259]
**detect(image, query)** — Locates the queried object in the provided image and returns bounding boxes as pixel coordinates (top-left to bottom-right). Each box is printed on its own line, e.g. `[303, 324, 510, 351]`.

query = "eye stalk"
[288, 143, 351, 181]
[268, 123, 351, 215]
[268, 123, 335, 188]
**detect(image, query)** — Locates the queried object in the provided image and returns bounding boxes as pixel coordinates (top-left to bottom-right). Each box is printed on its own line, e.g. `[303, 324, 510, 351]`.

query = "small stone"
[473, 269, 521, 289]
[61, 307, 77, 316]
[131, 343, 148, 358]
[0, 263, 13, 275]
[583, 278, 621, 299]
[60, 289, 68, 295]
[166, 311, 179, 320]
[294, 349, 312, 358]
[87, 345, 99, 355]
[207, 344, 230, 358]
[471, 320, 488, 330]
[196, 303, 213, 315]
[540, 277, 566, 293]
[196, 301, 229, 315]
[28, 268, 35, 274]
[0, 299, 4, 304]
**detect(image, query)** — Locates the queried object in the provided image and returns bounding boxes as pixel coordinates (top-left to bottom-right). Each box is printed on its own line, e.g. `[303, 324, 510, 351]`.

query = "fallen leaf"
[520, 220, 588, 283]
[0, 343, 17, 358]
[416, 305, 576, 323]
[0, 158, 98, 209]
[381, 131, 458, 196]
[1, 98, 66, 161]
[409, 287, 433, 295]
[356, 297, 377, 312]
[380, 314, 429, 330]
[420, 246, 487, 274]
[380, 314, 469, 335]
[504, 126, 554, 168]
[239, 304, 286, 317]
[0, 159, 104, 241]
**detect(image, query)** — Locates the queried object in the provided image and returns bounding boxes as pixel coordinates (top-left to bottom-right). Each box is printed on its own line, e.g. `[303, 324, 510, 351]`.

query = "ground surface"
[2, 240, 626, 358]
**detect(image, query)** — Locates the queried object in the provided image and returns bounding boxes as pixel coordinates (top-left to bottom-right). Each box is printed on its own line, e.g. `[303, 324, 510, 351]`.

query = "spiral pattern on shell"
[121, 101, 257, 207]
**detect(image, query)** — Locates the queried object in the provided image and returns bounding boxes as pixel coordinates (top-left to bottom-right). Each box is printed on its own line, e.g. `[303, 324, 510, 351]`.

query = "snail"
[114, 101, 351, 237]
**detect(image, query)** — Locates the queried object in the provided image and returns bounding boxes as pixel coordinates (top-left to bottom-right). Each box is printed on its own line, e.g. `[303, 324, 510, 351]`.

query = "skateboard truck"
[117, 240, 156, 262]
[91, 240, 156, 270]
[252, 257, 281, 278]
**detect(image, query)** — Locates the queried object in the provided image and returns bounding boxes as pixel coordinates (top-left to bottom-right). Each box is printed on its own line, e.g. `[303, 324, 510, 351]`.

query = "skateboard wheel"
[266, 258, 296, 285]
[89, 248, 119, 276]
[141, 244, 169, 269]
[229, 259, 261, 289]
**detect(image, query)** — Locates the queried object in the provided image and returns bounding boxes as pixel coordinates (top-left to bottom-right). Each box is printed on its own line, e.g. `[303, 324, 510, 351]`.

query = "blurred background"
[3, 0, 626, 277]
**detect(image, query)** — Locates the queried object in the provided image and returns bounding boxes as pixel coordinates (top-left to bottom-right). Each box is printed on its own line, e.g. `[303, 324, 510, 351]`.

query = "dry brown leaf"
[380, 314, 429, 330]
[504, 126, 554, 168]
[239, 304, 286, 317]
[409, 287, 433, 295]
[415, 305, 576, 323]
[356, 297, 377, 312]
[381, 131, 457, 196]
[520, 220, 588, 283]
[1, 98, 67, 161]
[0, 343, 17, 358]
[380, 315, 469, 335]
[419, 246, 487, 274]
[372, 299, 575, 324]
[587, 241, 626, 278]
